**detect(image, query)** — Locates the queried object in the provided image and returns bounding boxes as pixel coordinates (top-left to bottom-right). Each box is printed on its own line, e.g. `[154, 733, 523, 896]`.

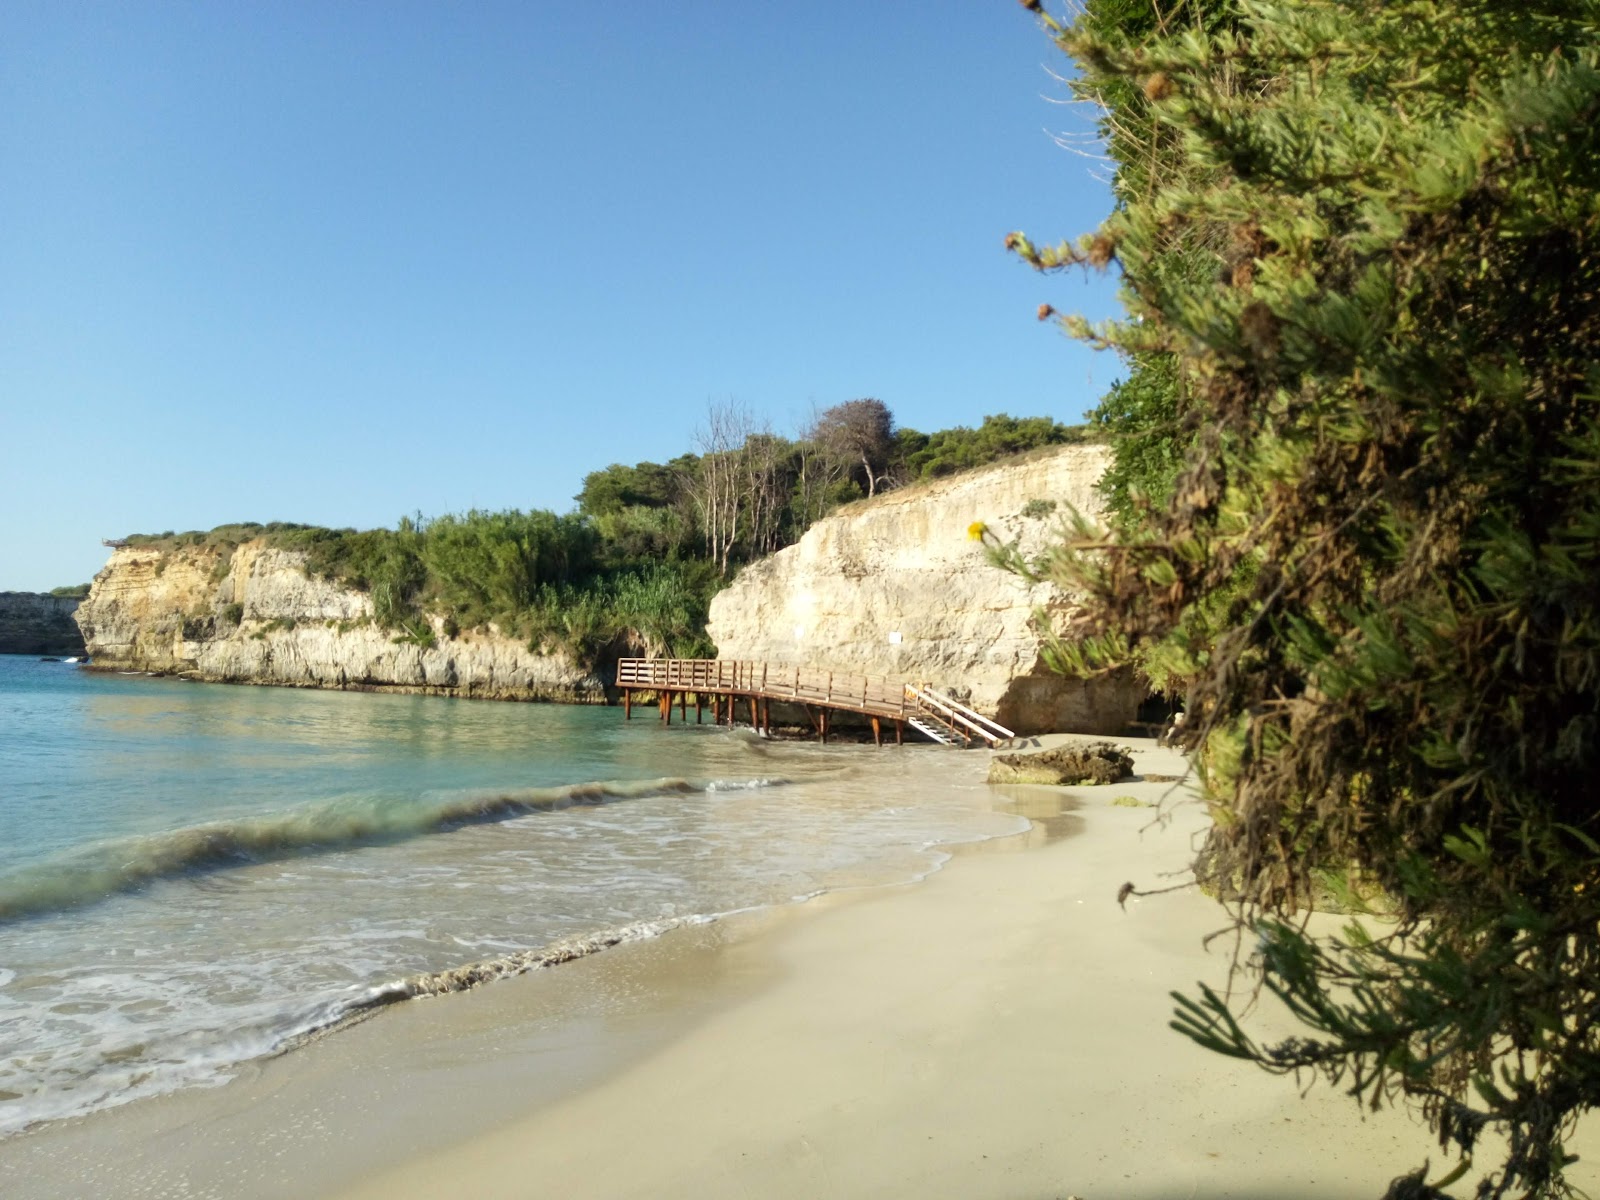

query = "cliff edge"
[75, 541, 604, 701]
[706, 445, 1145, 736]
[0, 592, 86, 656]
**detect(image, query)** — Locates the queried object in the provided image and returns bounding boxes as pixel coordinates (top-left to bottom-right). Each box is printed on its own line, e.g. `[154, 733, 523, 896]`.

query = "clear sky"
[1, 2, 1123, 591]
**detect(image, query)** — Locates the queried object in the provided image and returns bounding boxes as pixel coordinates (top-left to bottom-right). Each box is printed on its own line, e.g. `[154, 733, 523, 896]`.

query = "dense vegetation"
[1009, 0, 1600, 1195]
[121, 405, 1094, 665]
[47, 583, 90, 598]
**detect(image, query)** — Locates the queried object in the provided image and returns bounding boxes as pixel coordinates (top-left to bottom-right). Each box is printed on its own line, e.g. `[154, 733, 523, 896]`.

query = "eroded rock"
[0, 592, 85, 656]
[987, 741, 1135, 786]
[707, 445, 1145, 735]
[74, 543, 604, 702]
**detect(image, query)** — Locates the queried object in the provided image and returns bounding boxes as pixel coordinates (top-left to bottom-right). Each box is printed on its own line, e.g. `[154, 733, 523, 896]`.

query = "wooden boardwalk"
[614, 658, 1014, 747]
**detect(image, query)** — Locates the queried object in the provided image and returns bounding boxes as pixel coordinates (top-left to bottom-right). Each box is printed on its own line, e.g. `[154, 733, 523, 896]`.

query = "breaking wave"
[0, 776, 791, 922]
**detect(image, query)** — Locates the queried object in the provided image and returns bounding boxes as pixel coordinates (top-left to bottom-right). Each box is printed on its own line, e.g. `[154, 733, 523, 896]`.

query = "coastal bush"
[1007, 0, 1600, 1195]
[901, 413, 1095, 481]
[48, 583, 91, 598]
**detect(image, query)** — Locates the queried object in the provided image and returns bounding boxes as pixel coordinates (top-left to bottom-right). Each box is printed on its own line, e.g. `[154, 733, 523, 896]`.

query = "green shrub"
[1011, 0, 1600, 1192]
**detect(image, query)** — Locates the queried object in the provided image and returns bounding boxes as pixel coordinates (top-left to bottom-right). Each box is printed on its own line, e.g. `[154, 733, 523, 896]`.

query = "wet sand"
[6, 739, 1593, 1198]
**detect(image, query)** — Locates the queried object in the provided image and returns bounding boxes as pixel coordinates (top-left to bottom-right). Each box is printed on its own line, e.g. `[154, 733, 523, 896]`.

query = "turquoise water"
[0, 655, 1013, 1134]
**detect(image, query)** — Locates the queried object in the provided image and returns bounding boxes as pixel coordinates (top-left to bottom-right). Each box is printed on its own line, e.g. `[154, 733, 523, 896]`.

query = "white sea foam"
[0, 659, 1018, 1138]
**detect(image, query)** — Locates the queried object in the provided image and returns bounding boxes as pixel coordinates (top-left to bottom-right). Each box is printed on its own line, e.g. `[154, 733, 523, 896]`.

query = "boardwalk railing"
[615, 658, 1015, 747]
[905, 684, 1016, 746]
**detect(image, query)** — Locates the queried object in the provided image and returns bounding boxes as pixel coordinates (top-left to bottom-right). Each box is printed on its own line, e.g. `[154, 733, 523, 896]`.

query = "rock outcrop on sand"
[0, 592, 86, 656]
[987, 741, 1135, 786]
[75, 542, 604, 701]
[706, 445, 1146, 736]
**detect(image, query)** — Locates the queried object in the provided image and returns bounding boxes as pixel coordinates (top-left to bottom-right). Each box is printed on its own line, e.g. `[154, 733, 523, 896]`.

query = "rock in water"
[987, 741, 1134, 786]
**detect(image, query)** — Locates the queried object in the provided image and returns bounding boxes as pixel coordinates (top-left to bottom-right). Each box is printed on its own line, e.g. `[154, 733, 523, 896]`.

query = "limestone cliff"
[0, 592, 86, 656]
[75, 542, 605, 701]
[706, 445, 1145, 736]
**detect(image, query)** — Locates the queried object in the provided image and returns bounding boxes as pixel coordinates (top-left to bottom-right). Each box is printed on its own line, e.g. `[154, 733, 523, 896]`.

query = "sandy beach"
[5, 738, 1592, 1199]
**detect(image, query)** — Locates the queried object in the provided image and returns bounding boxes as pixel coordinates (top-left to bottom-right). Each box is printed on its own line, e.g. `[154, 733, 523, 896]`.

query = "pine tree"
[1009, 2, 1600, 1194]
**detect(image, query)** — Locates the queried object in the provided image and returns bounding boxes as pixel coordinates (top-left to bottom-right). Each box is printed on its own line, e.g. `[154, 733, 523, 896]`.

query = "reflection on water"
[983, 785, 1084, 848]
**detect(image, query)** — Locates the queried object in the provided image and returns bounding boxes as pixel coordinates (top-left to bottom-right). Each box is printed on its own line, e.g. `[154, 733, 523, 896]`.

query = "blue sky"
[1, 2, 1122, 591]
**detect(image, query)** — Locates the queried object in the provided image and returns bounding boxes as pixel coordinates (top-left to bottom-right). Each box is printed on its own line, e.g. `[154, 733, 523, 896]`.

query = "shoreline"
[6, 740, 1591, 1198]
[79, 658, 612, 705]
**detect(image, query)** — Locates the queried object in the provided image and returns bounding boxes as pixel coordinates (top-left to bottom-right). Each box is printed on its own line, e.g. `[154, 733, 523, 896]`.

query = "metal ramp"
[907, 716, 961, 746]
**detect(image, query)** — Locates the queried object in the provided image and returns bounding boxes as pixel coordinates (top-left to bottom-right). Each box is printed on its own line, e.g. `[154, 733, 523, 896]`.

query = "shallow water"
[0, 655, 1013, 1133]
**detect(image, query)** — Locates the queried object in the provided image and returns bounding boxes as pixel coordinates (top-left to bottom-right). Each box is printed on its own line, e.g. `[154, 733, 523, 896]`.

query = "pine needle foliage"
[1012, 1, 1600, 1194]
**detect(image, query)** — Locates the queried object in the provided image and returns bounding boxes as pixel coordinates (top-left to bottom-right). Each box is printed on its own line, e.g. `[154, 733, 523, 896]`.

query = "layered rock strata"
[75, 542, 604, 701]
[706, 445, 1145, 736]
[0, 592, 86, 656]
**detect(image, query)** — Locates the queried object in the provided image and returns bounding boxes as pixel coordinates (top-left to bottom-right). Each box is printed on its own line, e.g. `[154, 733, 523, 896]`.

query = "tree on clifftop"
[810, 397, 895, 498]
[1007, 1, 1600, 1195]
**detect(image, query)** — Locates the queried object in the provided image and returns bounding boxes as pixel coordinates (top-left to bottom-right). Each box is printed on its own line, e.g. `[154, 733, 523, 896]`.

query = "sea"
[0, 654, 1024, 1138]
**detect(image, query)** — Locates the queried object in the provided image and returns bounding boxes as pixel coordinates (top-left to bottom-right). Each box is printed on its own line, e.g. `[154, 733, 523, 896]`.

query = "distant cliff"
[75, 542, 605, 701]
[76, 448, 1148, 729]
[706, 445, 1145, 736]
[0, 592, 86, 656]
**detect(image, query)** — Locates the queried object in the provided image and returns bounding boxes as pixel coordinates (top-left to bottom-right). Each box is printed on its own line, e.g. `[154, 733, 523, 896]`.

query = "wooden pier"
[614, 658, 1014, 748]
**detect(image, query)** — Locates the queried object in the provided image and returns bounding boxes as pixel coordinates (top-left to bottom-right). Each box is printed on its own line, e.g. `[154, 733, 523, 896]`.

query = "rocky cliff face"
[0, 592, 86, 656]
[706, 445, 1145, 736]
[75, 542, 605, 701]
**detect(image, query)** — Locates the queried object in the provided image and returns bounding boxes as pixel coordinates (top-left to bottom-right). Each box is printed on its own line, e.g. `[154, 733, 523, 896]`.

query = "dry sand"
[7, 739, 1592, 1199]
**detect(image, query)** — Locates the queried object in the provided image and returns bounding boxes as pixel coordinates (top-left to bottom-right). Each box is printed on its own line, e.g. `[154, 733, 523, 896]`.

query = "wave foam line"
[350, 916, 700, 1014]
[0, 916, 714, 1139]
[0, 776, 792, 922]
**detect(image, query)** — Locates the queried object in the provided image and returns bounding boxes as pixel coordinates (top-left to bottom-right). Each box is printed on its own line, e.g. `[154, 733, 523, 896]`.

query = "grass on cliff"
[120, 522, 319, 550]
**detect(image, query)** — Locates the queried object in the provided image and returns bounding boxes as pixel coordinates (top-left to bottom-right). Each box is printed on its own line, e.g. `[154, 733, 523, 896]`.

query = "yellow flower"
[967, 521, 988, 541]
